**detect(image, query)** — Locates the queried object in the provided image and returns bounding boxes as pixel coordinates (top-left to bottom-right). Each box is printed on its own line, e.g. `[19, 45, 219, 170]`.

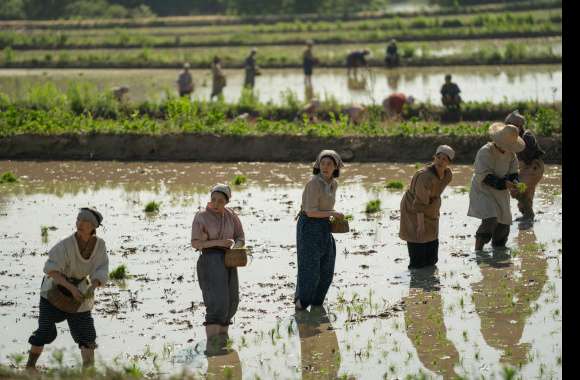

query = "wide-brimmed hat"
[314, 149, 344, 169]
[435, 145, 455, 161]
[505, 110, 525, 129]
[183, 62, 190, 69]
[211, 184, 231, 201]
[489, 122, 525, 153]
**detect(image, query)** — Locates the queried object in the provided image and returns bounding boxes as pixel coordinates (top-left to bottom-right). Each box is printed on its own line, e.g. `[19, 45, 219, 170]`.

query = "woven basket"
[224, 248, 248, 268]
[330, 219, 350, 234]
[46, 285, 82, 313]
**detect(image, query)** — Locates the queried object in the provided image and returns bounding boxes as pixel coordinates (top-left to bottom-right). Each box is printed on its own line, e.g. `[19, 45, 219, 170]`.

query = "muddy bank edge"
[0, 134, 562, 164]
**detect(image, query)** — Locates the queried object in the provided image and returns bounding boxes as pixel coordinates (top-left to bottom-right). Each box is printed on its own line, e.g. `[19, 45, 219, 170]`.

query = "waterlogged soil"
[0, 161, 562, 379]
[0, 64, 562, 105]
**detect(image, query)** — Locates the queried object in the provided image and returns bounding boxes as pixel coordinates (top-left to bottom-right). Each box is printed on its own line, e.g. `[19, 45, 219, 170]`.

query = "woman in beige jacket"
[399, 145, 454, 269]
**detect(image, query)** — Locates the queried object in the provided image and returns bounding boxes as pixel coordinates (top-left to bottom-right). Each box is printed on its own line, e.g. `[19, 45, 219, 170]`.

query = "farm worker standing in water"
[504, 110, 545, 230]
[26, 208, 108, 370]
[191, 184, 245, 353]
[399, 145, 454, 269]
[210, 56, 227, 100]
[244, 48, 260, 89]
[303, 40, 318, 87]
[440, 74, 462, 110]
[177, 62, 194, 97]
[295, 150, 345, 310]
[468, 122, 525, 251]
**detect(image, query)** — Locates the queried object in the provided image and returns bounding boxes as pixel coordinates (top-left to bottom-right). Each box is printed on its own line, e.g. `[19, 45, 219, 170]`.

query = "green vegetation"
[0, 171, 18, 183]
[232, 174, 247, 186]
[0, 83, 562, 138]
[0, 0, 561, 21]
[0, 37, 560, 68]
[109, 264, 128, 280]
[386, 180, 404, 190]
[144, 201, 160, 213]
[0, 10, 561, 52]
[516, 182, 527, 193]
[365, 199, 381, 214]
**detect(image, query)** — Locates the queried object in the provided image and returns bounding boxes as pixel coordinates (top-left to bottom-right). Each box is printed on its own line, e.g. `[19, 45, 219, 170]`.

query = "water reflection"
[404, 267, 460, 379]
[386, 73, 401, 92]
[295, 306, 341, 380]
[0, 65, 561, 104]
[206, 347, 243, 380]
[472, 230, 548, 367]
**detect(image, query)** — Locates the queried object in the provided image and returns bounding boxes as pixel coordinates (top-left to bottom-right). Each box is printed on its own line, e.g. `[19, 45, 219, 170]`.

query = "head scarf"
[313, 150, 344, 170]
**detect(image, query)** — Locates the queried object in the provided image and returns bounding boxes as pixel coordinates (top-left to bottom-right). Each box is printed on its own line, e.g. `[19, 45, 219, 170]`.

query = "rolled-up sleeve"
[91, 242, 109, 286]
[232, 213, 245, 244]
[301, 180, 321, 212]
[508, 154, 519, 175]
[43, 241, 66, 274]
[412, 174, 432, 213]
[191, 213, 207, 243]
[473, 148, 495, 185]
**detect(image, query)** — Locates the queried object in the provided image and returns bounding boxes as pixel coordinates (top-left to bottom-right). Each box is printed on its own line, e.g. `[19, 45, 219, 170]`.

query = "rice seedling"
[232, 174, 247, 186]
[0, 171, 18, 184]
[365, 199, 381, 214]
[385, 180, 404, 190]
[109, 264, 129, 280]
[144, 201, 160, 213]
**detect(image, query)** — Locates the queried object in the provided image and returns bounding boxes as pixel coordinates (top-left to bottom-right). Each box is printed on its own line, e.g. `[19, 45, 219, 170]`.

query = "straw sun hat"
[489, 122, 525, 153]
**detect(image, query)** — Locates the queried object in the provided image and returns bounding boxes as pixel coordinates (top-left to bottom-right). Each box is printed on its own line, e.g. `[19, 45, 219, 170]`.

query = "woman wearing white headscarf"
[26, 207, 108, 370]
[468, 122, 525, 251]
[295, 150, 345, 310]
[191, 184, 245, 352]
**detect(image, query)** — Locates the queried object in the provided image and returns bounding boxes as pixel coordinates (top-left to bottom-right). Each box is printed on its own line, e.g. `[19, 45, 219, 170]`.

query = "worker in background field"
[177, 63, 194, 98]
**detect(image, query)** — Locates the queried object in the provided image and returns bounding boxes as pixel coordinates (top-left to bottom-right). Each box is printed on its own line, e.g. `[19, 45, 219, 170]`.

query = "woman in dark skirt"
[295, 150, 345, 310]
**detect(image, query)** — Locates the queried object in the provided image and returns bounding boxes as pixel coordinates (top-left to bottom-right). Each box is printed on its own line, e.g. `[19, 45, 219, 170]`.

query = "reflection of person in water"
[205, 347, 242, 380]
[295, 306, 341, 380]
[472, 230, 548, 367]
[404, 266, 460, 379]
[386, 73, 401, 91]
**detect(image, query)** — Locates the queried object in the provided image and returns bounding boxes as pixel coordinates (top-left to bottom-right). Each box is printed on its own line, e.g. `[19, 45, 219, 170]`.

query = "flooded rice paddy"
[0, 64, 562, 105]
[0, 161, 562, 379]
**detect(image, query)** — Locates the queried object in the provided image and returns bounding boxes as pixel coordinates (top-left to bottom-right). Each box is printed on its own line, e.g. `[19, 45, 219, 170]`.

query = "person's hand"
[91, 279, 101, 288]
[331, 211, 344, 220]
[219, 239, 235, 249]
[417, 219, 425, 239]
[505, 181, 516, 191]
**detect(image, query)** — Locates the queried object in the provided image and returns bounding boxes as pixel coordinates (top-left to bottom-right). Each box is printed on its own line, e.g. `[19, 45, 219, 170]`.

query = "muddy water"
[0, 64, 562, 105]
[0, 161, 561, 379]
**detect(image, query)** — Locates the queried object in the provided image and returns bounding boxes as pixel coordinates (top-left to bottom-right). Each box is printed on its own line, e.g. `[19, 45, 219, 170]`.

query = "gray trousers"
[197, 249, 239, 326]
[476, 217, 510, 247]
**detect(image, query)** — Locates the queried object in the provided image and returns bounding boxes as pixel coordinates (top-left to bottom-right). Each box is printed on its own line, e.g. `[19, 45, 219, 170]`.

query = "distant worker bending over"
[440, 74, 462, 110]
[177, 63, 194, 98]
[346, 49, 370, 78]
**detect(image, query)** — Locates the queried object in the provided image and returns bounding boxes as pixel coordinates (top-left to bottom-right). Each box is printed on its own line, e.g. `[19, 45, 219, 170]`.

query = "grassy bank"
[0, 83, 562, 138]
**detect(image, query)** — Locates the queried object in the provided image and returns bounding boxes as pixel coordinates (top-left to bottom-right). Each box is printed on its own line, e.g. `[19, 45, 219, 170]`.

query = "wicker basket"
[330, 219, 350, 234]
[224, 248, 248, 268]
[46, 285, 82, 313]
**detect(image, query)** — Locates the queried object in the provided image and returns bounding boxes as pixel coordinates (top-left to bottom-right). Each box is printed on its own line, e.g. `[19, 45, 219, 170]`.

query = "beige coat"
[467, 142, 519, 224]
[399, 165, 452, 243]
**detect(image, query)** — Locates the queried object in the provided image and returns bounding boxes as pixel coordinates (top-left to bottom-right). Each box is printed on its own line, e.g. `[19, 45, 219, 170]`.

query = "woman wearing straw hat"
[26, 208, 108, 370]
[191, 184, 245, 353]
[399, 145, 455, 269]
[468, 122, 525, 251]
[295, 150, 345, 310]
